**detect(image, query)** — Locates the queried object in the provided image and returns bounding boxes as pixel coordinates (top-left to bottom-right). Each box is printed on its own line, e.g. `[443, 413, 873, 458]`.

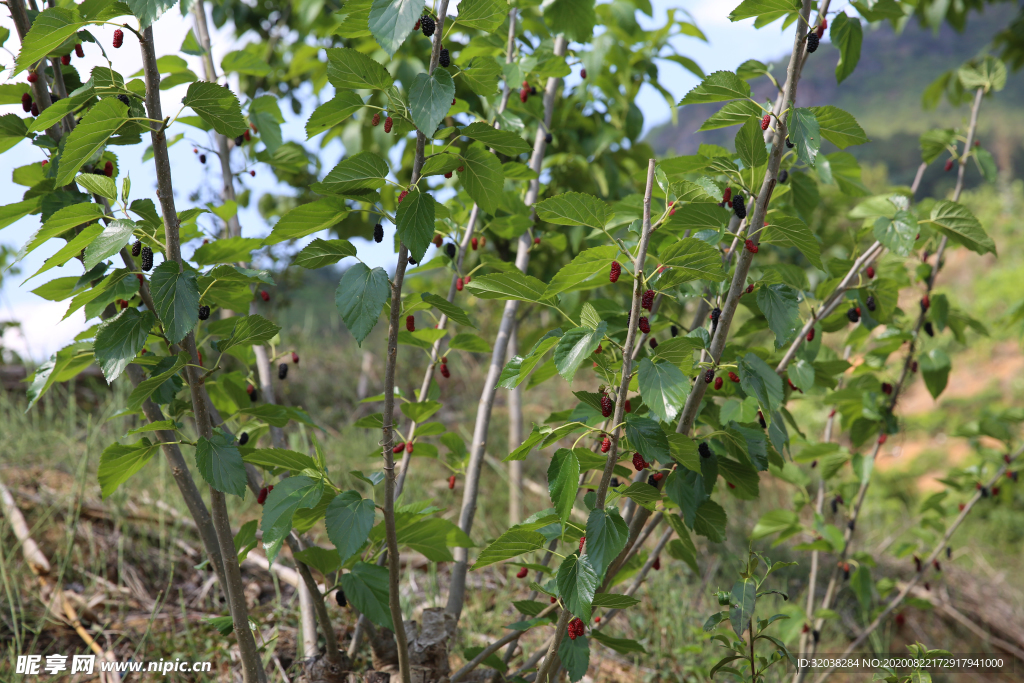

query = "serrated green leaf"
[638, 358, 690, 423]
[195, 429, 248, 498]
[465, 271, 549, 303]
[368, 0, 422, 56]
[553, 322, 606, 382]
[694, 499, 727, 542]
[735, 116, 768, 170]
[396, 190, 436, 263]
[15, 7, 86, 75]
[83, 219, 135, 271]
[699, 100, 764, 131]
[556, 553, 598, 621]
[341, 562, 393, 630]
[474, 528, 548, 568]
[326, 47, 394, 90]
[584, 508, 628, 578]
[678, 71, 751, 105]
[325, 490, 377, 562]
[548, 448, 580, 524]
[55, 98, 128, 186]
[409, 68, 455, 135]
[544, 246, 619, 299]
[98, 439, 158, 498]
[924, 200, 995, 255]
[461, 121, 531, 156]
[810, 105, 867, 149]
[830, 12, 862, 83]
[306, 92, 365, 139]
[335, 263, 389, 345]
[454, 0, 506, 31]
[756, 284, 800, 348]
[265, 197, 350, 245]
[459, 143, 503, 215]
[321, 151, 390, 194]
[149, 261, 200, 345]
[182, 81, 247, 137]
[760, 212, 823, 270]
[94, 308, 156, 382]
[535, 192, 610, 229]
[293, 238, 357, 269]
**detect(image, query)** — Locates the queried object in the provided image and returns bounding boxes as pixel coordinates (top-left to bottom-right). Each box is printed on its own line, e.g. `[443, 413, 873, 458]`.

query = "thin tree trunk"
[508, 323, 523, 526]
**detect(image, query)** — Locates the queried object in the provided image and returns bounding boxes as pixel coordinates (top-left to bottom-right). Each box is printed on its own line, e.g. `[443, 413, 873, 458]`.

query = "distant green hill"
[649, 3, 1022, 195]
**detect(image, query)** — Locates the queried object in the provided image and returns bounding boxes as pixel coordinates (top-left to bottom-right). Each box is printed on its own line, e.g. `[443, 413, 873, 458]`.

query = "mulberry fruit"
[878, 433, 887, 445]
[440, 364, 450, 378]
[448, 475, 456, 489]
[671, 325, 679, 337]
[710, 307, 721, 325]
[199, 154, 206, 164]
[746, 283, 755, 294]
[923, 321, 934, 337]
[545, 132, 552, 144]
[779, 169, 788, 183]
[103, 161, 113, 177]
[406, 315, 415, 332]
[198, 305, 210, 320]
[758, 410, 766, 429]
[456, 277, 464, 291]
[257, 486, 272, 505]
[611, 477, 620, 487]
[519, 87, 529, 103]
[745, 239, 758, 254]
[578, 536, 585, 551]
[732, 193, 746, 219]
[638, 317, 650, 334]
[847, 307, 860, 323]
[600, 436, 610, 453]
[140, 246, 153, 271]
[647, 474, 657, 486]
[393, 443, 405, 454]
[649, 338, 658, 349]
[420, 15, 435, 36]
[259, 290, 270, 302]
[247, 384, 258, 402]
[113, 29, 124, 47]
[567, 617, 585, 640]
[406, 442, 414, 453]
[439, 48, 450, 67]
[806, 328, 815, 342]
[581, 68, 587, 79]
[642, 289, 655, 310]
[600, 394, 613, 417]
[653, 556, 661, 570]
[806, 32, 819, 53]
[398, 191, 407, 203]
[944, 158, 953, 172]
[445, 243, 456, 258]
[30, 103, 38, 116]
[761, 114, 770, 130]
[609, 261, 621, 283]
[728, 371, 740, 383]
[384, 116, 393, 133]
[235, 135, 244, 146]
[373, 223, 384, 243]
[238, 432, 249, 446]
[625, 399, 631, 412]
[117, 94, 130, 107]
[131, 240, 142, 257]
[714, 377, 723, 390]
[946, 546, 952, 559]
[921, 294, 930, 311]
[866, 295, 876, 311]
[516, 567, 528, 579]
[723, 187, 732, 205]
[704, 369, 714, 384]
[817, 17, 827, 36]
[786, 137, 794, 149]
[27, 72, 38, 83]
[699, 442, 711, 459]
[471, 237, 478, 250]
[278, 363, 288, 380]
[866, 265, 875, 279]
[881, 382, 893, 395]
[292, 352, 300, 364]
[336, 589, 347, 607]
[372, 112, 381, 126]
[632, 452, 647, 471]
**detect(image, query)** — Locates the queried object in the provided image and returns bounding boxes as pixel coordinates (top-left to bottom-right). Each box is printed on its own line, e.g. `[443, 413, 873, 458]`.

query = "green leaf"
[554, 323, 607, 382]
[738, 352, 783, 414]
[503, 425, 546, 462]
[558, 634, 590, 682]
[535, 192, 610, 229]
[76, 173, 118, 201]
[460, 121, 531, 156]
[335, 263, 389, 345]
[584, 508, 628, 578]
[421, 292, 476, 328]
[396, 190, 436, 263]
[873, 210, 917, 257]
[465, 271, 549, 303]
[368, 0, 421, 56]
[809, 106, 868, 149]
[25, 223, 103, 283]
[400, 400, 442, 422]
[293, 546, 342, 576]
[459, 143, 504, 215]
[126, 0, 176, 28]
[98, 440, 158, 498]
[830, 12, 862, 83]
[192, 236, 262, 266]
[756, 284, 800, 348]
[325, 490, 377, 562]
[306, 92, 364, 139]
[448, 333, 490, 353]
[957, 56, 1006, 93]
[409, 68, 455, 135]
[326, 47, 394, 90]
[265, 198, 350, 245]
[544, 246, 619, 299]
[919, 348, 951, 399]
[293, 238, 357, 269]
[543, 0, 596, 42]
[149, 261, 200, 345]
[789, 108, 820, 167]
[626, 413, 670, 463]
[222, 49, 272, 77]
[728, 0, 799, 21]
[694, 499, 727, 542]
[556, 552, 599, 621]
[474, 528, 548, 568]
[924, 200, 995, 255]
[261, 475, 323, 561]
[94, 308, 156, 382]
[619, 482, 661, 511]
[55, 98, 128, 186]
[678, 71, 751, 105]
[590, 630, 646, 654]
[321, 151, 390, 194]
[459, 57, 502, 96]
[195, 429, 248, 498]
[182, 81, 247, 137]
[699, 100, 764, 131]
[761, 212, 823, 270]
[83, 219, 135, 271]
[340, 562, 393, 630]
[591, 593, 641, 609]
[218, 314, 281, 353]
[548, 448, 581, 524]
[751, 509, 798, 540]
[15, 7, 85, 75]
[657, 238, 727, 284]
[126, 351, 187, 411]
[242, 448, 318, 472]
[638, 358, 690, 423]
[420, 153, 461, 177]
[728, 578, 756, 636]
[735, 116, 768, 170]
[452, 0, 506, 31]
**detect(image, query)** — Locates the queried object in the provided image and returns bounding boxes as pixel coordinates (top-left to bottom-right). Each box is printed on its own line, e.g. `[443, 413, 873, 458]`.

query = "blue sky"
[0, 0, 798, 361]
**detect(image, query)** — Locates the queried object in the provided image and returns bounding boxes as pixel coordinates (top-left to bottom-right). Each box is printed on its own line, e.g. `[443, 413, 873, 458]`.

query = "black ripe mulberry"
[140, 246, 153, 271]
[731, 193, 746, 219]
[638, 317, 650, 334]
[642, 289, 655, 310]
[649, 338, 658, 349]
[373, 223, 384, 243]
[235, 135, 244, 146]
[647, 474, 657, 486]
[924, 321, 934, 337]
[247, 384, 258, 402]
[238, 432, 249, 445]
[198, 305, 210, 320]
[611, 477, 620, 487]
[545, 132, 553, 144]
[699, 442, 711, 459]
[846, 307, 860, 323]
[117, 94, 130, 107]
[131, 239, 141, 257]
[420, 15, 435, 36]
[710, 307, 721, 325]
[779, 169, 789, 183]
[671, 325, 679, 337]
[758, 410, 766, 429]
[600, 394, 613, 417]
[806, 32, 820, 53]
[609, 261, 621, 283]
[866, 295, 876, 311]
[278, 363, 288, 380]
[439, 48, 450, 67]
[445, 243, 456, 258]
[786, 137, 794, 149]
[704, 369, 714, 384]
[336, 589, 347, 607]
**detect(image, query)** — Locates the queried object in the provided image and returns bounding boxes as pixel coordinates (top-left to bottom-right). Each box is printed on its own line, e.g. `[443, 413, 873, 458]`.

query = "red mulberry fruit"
[600, 436, 610, 453]
[456, 277, 464, 291]
[104, 161, 113, 177]
[113, 29, 124, 48]
[372, 112, 381, 126]
[642, 289, 655, 310]
[806, 328, 815, 342]
[292, 351, 300, 364]
[714, 377, 723, 390]
[758, 410, 766, 429]
[448, 475, 456, 489]
[878, 433, 887, 445]
[921, 294, 930, 311]
[638, 317, 650, 334]
[881, 382, 893, 395]
[745, 239, 758, 254]
[653, 556, 661, 570]
[704, 369, 714, 384]
[761, 114, 770, 130]
[406, 315, 415, 332]
[578, 536, 585, 551]
[471, 237, 478, 250]
[866, 265, 875, 279]
[624, 399, 632, 413]
[944, 158, 953, 172]
[600, 394, 612, 417]
[398, 191, 407, 203]
[406, 442, 413, 453]
[384, 116, 393, 133]
[519, 87, 529, 103]
[27, 72, 38, 83]
[440, 364, 450, 378]
[257, 486, 272, 505]
[393, 443, 405, 454]
[632, 452, 647, 471]
[728, 371, 740, 383]
[516, 567, 528, 578]
[259, 290, 270, 302]
[609, 261, 621, 283]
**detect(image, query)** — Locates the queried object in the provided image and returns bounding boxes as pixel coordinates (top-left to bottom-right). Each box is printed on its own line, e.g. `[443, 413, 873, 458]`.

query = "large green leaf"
[409, 68, 455, 135]
[735, 116, 768, 171]
[873, 210, 917, 257]
[544, 246, 619, 298]
[76, 173, 118, 201]
[465, 271, 549, 303]
[149, 261, 200, 345]
[459, 56, 503, 96]
[919, 348, 951, 399]
[306, 92, 365, 139]
[737, 352, 783, 414]
[55, 98, 128, 186]
[325, 490, 377, 562]
[590, 630, 647, 654]
[126, 0, 176, 28]
[760, 212, 823, 270]
[182, 81, 247, 137]
[326, 47, 394, 90]
[473, 528, 548, 568]
[756, 284, 800, 348]
[195, 429, 248, 498]
[340, 562, 393, 630]
[242, 448, 318, 472]
[543, 0, 596, 42]
[584, 508, 628, 578]
[421, 292, 475, 328]
[625, 413, 670, 463]
[694, 499, 727, 542]
[548, 448, 580, 524]
[678, 71, 751, 105]
[335, 263, 389, 345]
[15, 7, 85, 75]
[452, 0, 506, 30]
[830, 12, 862, 84]
[558, 635, 590, 683]
[728, 578, 756, 636]
[924, 200, 995, 255]
[265, 198, 350, 244]
[94, 308, 156, 382]
[125, 351, 187, 411]
[368, 0, 422, 56]
[554, 322, 607, 382]
[261, 475, 323, 561]
[637, 358, 690, 423]
[809, 105, 868, 149]
[460, 121, 531, 156]
[657, 237, 727, 284]
[728, 0, 799, 21]
[97, 440, 158, 499]
[789, 108, 820, 167]
[320, 151, 390, 194]
[218, 314, 281, 353]
[556, 553, 598, 621]
[82, 219, 135, 271]
[665, 203, 727, 233]
[535, 192, 610, 229]
[396, 190, 436, 263]
[459, 143, 504, 215]
[698, 100, 764, 131]
[292, 238, 357, 269]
